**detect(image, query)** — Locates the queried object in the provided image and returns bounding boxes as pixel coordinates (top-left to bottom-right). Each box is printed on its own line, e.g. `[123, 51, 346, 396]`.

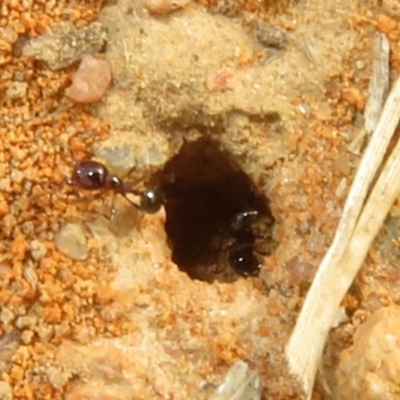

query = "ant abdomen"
[140, 189, 164, 214]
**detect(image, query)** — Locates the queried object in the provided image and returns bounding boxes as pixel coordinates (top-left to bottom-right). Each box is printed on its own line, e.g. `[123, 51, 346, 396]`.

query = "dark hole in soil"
[160, 138, 276, 283]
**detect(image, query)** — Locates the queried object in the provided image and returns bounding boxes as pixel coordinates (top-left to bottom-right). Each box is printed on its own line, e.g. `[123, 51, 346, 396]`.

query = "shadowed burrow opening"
[159, 137, 276, 283]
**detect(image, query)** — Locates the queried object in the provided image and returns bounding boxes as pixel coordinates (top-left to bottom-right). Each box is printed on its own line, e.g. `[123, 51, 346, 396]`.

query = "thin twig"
[286, 75, 400, 399]
[364, 33, 390, 134]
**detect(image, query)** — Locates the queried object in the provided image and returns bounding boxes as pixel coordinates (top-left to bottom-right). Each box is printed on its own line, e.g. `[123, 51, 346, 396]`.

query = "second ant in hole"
[226, 209, 274, 277]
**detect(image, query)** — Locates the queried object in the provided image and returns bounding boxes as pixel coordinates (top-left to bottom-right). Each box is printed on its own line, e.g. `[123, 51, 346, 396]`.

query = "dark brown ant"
[226, 209, 272, 276]
[228, 240, 261, 277]
[67, 159, 163, 215]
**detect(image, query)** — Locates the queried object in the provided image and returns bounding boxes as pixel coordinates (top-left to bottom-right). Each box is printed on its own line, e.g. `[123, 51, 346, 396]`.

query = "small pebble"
[15, 315, 38, 330]
[21, 329, 34, 344]
[0, 307, 15, 326]
[143, 0, 192, 14]
[5, 81, 28, 100]
[253, 21, 287, 49]
[0, 26, 18, 44]
[210, 360, 261, 400]
[286, 256, 316, 287]
[30, 239, 47, 261]
[0, 381, 12, 400]
[23, 264, 39, 289]
[382, 0, 400, 17]
[65, 55, 112, 103]
[54, 222, 88, 261]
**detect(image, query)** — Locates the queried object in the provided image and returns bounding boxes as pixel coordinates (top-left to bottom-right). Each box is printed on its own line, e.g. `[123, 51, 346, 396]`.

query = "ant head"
[140, 189, 164, 214]
[228, 243, 261, 276]
[71, 160, 108, 190]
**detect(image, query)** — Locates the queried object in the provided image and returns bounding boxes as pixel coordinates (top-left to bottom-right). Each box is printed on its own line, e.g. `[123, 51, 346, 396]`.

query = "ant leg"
[108, 192, 116, 220]
[60, 175, 78, 194]
[252, 229, 275, 256]
[120, 193, 142, 212]
[58, 178, 88, 203]
[67, 130, 98, 160]
[253, 245, 270, 256]
[253, 242, 276, 257]
[219, 239, 235, 253]
[30, 182, 83, 215]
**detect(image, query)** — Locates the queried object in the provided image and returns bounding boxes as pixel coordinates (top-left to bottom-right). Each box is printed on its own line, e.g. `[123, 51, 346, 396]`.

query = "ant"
[66, 159, 163, 215]
[225, 209, 273, 277]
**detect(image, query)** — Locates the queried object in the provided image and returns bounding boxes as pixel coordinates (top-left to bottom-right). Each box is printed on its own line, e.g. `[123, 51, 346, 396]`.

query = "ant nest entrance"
[160, 137, 276, 283]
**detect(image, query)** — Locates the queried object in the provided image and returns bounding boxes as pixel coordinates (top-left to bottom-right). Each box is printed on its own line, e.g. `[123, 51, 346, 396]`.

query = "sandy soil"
[1, 0, 400, 399]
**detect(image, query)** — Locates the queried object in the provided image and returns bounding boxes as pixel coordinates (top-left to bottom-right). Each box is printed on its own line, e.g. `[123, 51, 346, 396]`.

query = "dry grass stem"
[286, 75, 400, 399]
[364, 33, 389, 134]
